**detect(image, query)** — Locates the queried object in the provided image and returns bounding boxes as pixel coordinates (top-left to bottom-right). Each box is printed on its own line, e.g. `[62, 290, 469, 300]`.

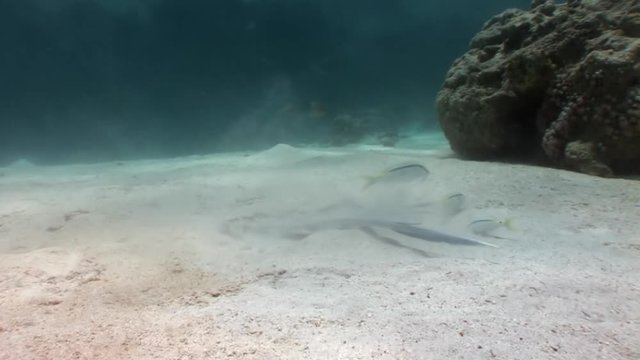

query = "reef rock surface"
[437, 0, 640, 176]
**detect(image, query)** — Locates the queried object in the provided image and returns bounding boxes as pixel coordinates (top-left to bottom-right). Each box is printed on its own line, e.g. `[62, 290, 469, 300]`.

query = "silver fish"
[364, 163, 429, 189]
[287, 217, 496, 247]
[468, 218, 513, 236]
[387, 222, 497, 247]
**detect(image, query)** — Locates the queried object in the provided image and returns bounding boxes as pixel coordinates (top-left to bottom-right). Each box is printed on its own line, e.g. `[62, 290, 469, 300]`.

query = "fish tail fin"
[474, 239, 500, 248]
[361, 175, 379, 190]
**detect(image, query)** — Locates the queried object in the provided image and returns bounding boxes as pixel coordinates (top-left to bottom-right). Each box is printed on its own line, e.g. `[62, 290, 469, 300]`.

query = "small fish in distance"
[363, 163, 429, 189]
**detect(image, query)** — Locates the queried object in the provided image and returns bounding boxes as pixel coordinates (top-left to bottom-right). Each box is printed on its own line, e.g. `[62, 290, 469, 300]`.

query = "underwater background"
[2, 2, 640, 358]
[1, 0, 529, 165]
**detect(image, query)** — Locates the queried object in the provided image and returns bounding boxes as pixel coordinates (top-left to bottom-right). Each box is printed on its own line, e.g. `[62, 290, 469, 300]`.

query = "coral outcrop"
[436, 0, 640, 176]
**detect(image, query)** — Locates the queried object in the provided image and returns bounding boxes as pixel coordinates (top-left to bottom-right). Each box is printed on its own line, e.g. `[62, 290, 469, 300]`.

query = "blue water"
[0, 0, 529, 165]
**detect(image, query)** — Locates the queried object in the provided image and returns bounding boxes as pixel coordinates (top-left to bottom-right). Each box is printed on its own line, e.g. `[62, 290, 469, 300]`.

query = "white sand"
[1, 135, 639, 359]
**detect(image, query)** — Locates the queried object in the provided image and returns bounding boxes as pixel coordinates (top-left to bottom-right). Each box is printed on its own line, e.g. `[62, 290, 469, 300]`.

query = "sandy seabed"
[0, 136, 639, 360]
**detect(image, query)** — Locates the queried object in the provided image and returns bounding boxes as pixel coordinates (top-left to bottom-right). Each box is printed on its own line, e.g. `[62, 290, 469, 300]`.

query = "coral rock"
[437, 0, 640, 176]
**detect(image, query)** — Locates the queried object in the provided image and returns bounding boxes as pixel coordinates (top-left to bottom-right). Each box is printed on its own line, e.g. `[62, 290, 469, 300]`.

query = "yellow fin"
[502, 218, 514, 231]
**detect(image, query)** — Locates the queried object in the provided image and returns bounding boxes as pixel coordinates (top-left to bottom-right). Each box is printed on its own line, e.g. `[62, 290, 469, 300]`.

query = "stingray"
[223, 195, 498, 249]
